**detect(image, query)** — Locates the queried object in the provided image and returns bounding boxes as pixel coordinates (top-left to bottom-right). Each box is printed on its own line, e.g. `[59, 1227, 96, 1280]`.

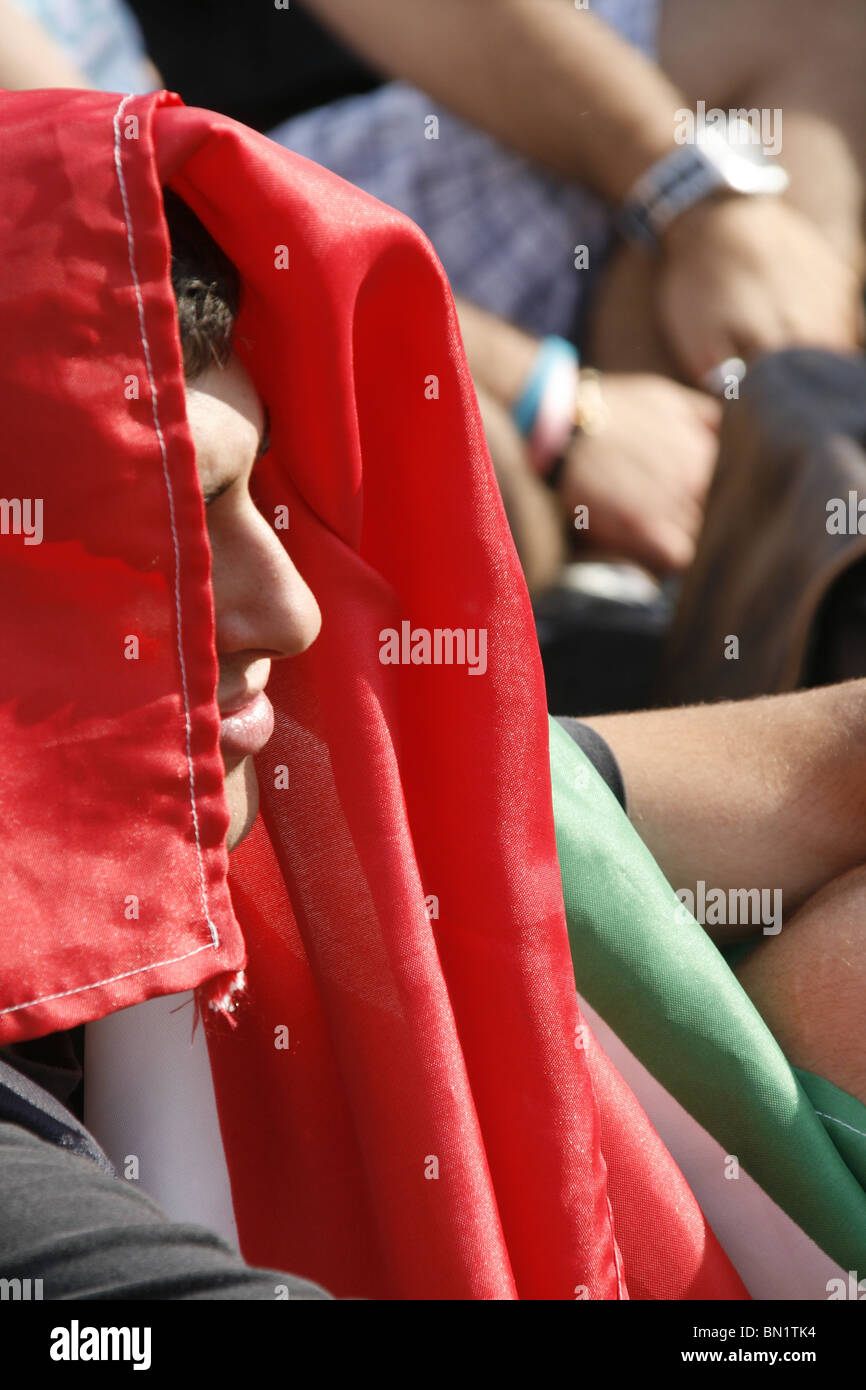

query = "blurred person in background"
[128, 0, 865, 577]
[3, 0, 864, 708]
[1, 61, 865, 1304]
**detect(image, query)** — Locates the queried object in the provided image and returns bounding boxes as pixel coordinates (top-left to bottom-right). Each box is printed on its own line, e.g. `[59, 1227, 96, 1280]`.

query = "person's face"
[185, 353, 321, 849]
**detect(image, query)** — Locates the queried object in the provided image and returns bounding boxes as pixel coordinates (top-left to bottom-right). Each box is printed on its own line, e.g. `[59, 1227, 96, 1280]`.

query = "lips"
[219, 690, 275, 760]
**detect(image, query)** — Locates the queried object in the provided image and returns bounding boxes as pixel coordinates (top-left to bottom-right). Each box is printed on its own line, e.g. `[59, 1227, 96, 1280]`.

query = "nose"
[210, 499, 321, 662]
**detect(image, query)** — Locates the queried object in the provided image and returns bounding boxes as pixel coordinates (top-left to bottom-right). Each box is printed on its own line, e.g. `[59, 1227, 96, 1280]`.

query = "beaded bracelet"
[511, 335, 580, 480]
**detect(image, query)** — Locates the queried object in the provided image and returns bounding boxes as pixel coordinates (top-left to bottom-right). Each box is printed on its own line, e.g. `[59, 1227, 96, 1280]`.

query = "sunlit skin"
[184, 354, 321, 848]
[188, 361, 866, 1109]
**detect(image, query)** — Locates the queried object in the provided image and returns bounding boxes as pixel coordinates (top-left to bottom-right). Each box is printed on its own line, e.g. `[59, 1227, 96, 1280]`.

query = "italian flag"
[550, 716, 866, 1301]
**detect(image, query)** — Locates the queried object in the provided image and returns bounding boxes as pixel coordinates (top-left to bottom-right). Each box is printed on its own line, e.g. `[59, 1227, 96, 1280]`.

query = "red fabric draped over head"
[0, 87, 745, 1300]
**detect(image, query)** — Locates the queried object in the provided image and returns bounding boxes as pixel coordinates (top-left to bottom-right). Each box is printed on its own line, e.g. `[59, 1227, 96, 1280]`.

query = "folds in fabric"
[551, 716, 866, 1297]
[0, 86, 747, 1300]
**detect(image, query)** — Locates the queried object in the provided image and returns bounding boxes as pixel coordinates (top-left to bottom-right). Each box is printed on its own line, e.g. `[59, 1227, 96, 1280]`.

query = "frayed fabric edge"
[194, 969, 248, 1035]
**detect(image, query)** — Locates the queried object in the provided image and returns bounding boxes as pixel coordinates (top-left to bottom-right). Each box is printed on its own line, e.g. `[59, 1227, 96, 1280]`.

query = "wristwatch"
[618, 121, 790, 250]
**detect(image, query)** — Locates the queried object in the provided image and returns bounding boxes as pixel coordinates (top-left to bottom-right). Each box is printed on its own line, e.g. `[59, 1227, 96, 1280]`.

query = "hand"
[658, 195, 865, 384]
[558, 373, 720, 575]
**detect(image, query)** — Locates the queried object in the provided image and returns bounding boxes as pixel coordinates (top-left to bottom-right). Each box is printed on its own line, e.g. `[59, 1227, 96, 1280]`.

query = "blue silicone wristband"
[511, 335, 579, 438]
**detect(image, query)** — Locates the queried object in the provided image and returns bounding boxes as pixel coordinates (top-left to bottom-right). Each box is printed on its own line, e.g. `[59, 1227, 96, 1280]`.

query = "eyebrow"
[202, 405, 271, 506]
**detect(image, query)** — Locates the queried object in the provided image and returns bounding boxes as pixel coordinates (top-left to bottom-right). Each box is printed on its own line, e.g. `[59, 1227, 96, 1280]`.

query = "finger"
[731, 313, 791, 362]
[687, 429, 720, 490]
[660, 308, 741, 390]
[675, 486, 709, 534]
[647, 519, 696, 576]
[617, 496, 697, 577]
[682, 387, 725, 431]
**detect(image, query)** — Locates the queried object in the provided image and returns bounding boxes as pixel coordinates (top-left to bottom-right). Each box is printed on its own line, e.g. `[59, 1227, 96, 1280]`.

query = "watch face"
[699, 123, 789, 195]
[722, 116, 768, 158]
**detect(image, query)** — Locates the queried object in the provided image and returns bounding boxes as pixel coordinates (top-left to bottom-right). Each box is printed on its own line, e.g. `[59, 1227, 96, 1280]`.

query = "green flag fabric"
[550, 715, 866, 1300]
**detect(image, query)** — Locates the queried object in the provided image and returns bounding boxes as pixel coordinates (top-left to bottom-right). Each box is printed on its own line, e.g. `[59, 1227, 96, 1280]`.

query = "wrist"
[557, 369, 611, 508]
[659, 188, 769, 255]
[511, 335, 580, 482]
[618, 121, 789, 252]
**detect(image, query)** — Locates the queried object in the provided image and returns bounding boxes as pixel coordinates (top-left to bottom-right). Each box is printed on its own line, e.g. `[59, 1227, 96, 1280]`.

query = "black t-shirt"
[126, 0, 384, 133]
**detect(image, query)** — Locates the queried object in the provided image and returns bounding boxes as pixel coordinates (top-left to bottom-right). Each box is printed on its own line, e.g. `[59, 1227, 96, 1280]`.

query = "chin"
[224, 755, 260, 850]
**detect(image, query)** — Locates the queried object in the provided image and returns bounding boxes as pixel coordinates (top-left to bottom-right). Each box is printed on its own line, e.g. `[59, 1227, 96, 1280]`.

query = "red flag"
[0, 88, 745, 1300]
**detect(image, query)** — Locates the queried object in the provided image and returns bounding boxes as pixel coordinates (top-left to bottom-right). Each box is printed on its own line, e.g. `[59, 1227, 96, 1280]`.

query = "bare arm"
[0, 0, 93, 88]
[455, 297, 539, 408]
[303, 0, 683, 202]
[582, 680, 866, 923]
[454, 302, 564, 593]
[455, 296, 719, 577]
[304, 0, 862, 381]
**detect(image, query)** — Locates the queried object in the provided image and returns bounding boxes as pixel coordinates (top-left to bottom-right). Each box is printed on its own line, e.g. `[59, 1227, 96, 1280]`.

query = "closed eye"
[203, 405, 270, 507]
[203, 478, 233, 507]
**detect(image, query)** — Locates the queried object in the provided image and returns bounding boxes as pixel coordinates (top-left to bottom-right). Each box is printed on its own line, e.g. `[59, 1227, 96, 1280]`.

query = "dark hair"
[162, 187, 241, 380]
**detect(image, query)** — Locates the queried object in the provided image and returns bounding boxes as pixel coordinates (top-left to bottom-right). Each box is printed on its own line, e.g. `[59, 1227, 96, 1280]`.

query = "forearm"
[304, 0, 686, 202]
[474, 383, 565, 594]
[583, 680, 866, 921]
[0, 0, 93, 88]
[456, 301, 569, 591]
[455, 297, 540, 408]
